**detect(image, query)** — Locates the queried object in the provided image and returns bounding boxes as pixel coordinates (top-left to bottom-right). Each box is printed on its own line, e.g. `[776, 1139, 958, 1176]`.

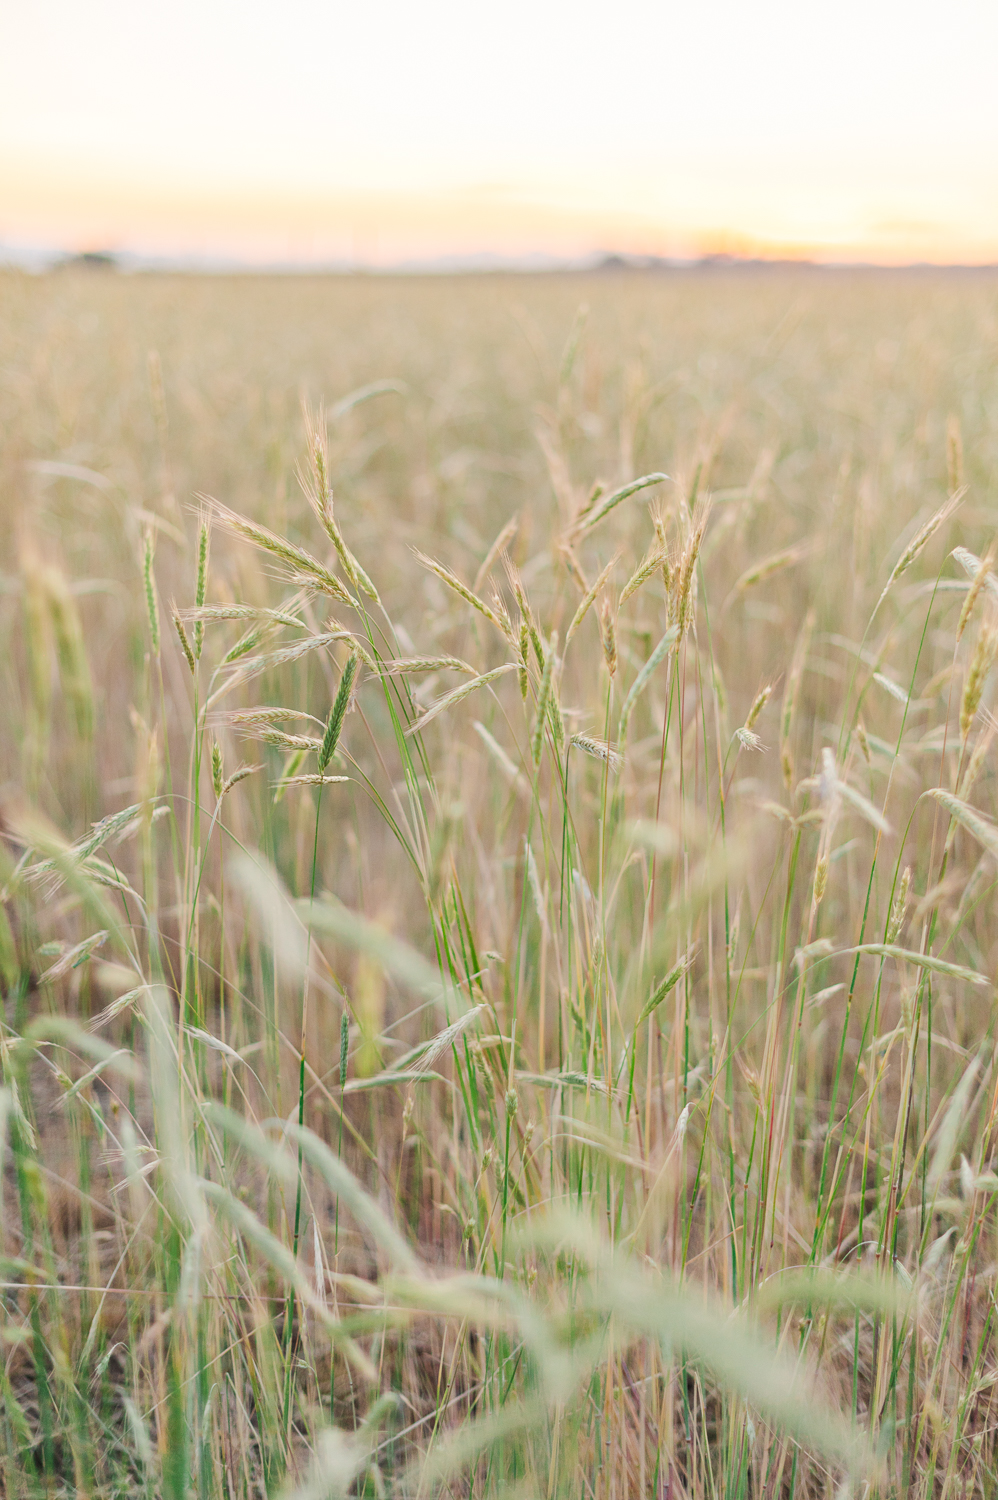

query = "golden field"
[1, 265, 998, 1497]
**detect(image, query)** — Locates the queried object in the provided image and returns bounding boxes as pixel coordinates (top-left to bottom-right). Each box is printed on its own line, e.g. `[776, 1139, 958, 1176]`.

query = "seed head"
[887, 866, 911, 944]
[194, 518, 209, 659]
[413, 548, 507, 636]
[531, 633, 558, 768]
[960, 621, 998, 741]
[211, 738, 224, 801]
[486, 586, 516, 645]
[339, 1009, 350, 1087]
[855, 721, 871, 764]
[220, 764, 260, 797]
[675, 500, 710, 636]
[319, 652, 359, 772]
[571, 734, 622, 772]
[599, 596, 618, 678]
[959, 725, 995, 803]
[727, 906, 740, 966]
[142, 532, 160, 655]
[875, 489, 964, 614]
[172, 609, 196, 676]
[957, 538, 997, 644]
[620, 544, 668, 607]
[745, 683, 772, 733]
[518, 618, 530, 700]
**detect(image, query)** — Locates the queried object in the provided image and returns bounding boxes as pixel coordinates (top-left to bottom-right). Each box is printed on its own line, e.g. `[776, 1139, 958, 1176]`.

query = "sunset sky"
[2, 0, 996, 267]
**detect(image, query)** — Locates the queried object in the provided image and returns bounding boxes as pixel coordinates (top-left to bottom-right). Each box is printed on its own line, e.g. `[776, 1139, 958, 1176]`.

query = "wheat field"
[2, 265, 998, 1497]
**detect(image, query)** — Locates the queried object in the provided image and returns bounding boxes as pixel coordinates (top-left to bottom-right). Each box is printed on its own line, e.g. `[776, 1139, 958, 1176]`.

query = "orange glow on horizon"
[4, 151, 998, 270]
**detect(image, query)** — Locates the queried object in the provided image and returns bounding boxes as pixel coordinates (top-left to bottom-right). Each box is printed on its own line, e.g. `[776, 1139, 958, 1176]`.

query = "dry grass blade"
[199, 1180, 378, 1379]
[473, 720, 524, 785]
[329, 378, 406, 421]
[301, 896, 454, 1004]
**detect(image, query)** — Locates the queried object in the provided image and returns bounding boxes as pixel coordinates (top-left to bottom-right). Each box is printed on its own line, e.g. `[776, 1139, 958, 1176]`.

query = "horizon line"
[5, 244, 998, 277]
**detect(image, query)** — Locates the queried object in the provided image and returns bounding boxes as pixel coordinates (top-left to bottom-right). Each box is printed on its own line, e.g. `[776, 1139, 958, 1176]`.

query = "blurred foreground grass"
[1, 267, 998, 1497]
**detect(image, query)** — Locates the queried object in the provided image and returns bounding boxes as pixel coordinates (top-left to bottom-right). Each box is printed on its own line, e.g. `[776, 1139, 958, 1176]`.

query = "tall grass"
[1, 266, 998, 1496]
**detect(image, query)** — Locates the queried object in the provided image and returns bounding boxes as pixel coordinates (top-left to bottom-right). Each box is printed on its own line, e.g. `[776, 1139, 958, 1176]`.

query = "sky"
[2, 0, 997, 267]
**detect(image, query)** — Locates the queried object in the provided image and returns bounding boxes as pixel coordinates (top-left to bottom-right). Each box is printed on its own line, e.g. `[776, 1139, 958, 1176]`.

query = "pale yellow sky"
[2, 0, 997, 265]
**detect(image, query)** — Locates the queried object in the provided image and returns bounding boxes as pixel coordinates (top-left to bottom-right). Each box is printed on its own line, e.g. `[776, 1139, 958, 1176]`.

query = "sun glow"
[3, 0, 996, 266]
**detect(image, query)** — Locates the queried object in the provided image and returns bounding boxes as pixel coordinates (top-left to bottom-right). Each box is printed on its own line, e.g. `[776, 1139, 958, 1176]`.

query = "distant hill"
[59, 250, 120, 271]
